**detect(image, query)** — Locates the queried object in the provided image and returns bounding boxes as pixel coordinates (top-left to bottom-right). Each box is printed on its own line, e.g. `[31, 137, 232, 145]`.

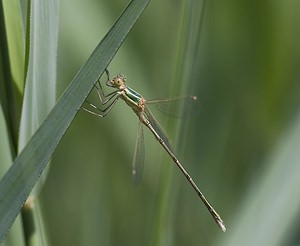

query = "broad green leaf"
[17, 1, 59, 245]
[19, 0, 58, 195]
[0, 0, 151, 241]
[19, 0, 58, 150]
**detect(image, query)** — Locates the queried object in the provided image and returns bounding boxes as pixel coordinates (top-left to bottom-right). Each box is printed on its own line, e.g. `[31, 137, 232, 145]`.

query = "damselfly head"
[109, 74, 126, 88]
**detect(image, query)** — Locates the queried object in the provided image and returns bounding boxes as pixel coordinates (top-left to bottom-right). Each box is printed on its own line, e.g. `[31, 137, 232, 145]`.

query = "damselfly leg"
[83, 70, 119, 117]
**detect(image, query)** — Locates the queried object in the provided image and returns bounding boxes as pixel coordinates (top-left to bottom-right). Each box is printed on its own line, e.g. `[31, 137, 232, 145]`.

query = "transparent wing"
[132, 120, 145, 185]
[144, 107, 173, 152]
[146, 95, 199, 118]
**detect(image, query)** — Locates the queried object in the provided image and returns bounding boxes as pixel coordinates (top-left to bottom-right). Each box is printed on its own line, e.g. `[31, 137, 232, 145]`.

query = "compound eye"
[115, 80, 118, 85]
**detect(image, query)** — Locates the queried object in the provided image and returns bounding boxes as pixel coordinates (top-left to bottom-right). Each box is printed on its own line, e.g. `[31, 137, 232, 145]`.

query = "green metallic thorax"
[122, 86, 144, 113]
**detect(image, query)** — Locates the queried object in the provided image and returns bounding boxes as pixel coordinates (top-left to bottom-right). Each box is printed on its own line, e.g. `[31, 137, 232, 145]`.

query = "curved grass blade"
[19, 0, 58, 195]
[132, 121, 145, 185]
[18, 1, 59, 245]
[0, 0, 151, 241]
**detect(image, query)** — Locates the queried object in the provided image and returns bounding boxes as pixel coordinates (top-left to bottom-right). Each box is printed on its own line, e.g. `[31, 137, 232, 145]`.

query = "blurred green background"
[8, 0, 300, 245]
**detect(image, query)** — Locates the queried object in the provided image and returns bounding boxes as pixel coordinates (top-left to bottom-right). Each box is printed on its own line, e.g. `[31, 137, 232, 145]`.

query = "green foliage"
[1, 0, 300, 245]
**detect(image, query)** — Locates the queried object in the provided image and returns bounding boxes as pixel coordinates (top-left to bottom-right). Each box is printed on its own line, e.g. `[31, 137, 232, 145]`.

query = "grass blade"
[18, 0, 59, 245]
[0, 106, 25, 246]
[0, 0, 25, 155]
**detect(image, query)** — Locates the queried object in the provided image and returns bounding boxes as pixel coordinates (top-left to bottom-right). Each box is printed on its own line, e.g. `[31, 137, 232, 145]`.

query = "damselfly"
[83, 69, 226, 232]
